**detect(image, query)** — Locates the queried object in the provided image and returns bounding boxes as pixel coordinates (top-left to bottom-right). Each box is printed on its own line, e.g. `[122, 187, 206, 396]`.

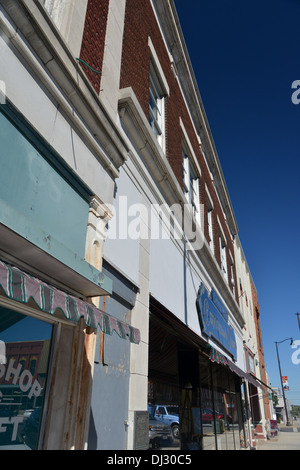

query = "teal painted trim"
[0, 101, 92, 202]
[29, 223, 113, 294]
[0, 102, 112, 296]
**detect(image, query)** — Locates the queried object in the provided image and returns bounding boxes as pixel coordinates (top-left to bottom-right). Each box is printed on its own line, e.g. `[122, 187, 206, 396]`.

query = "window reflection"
[0, 306, 53, 450]
[210, 362, 244, 450]
[199, 353, 216, 450]
[199, 355, 245, 450]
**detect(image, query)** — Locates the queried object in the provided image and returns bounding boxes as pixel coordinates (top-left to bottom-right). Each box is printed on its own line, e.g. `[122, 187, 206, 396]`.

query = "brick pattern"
[80, 0, 110, 94]
[120, 0, 238, 300]
[251, 282, 271, 421]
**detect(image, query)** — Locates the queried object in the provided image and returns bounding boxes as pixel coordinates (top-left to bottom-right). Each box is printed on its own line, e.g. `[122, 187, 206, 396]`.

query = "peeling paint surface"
[0, 111, 89, 259]
[88, 294, 132, 450]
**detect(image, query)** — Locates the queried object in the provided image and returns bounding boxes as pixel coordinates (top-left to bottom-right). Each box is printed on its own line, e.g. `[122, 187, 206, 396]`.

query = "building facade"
[0, 0, 140, 450]
[234, 236, 272, 445]
[0, 0, 270, 450]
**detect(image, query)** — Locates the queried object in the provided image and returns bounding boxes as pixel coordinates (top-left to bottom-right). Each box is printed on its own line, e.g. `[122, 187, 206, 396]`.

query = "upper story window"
[245, 349, 256, 374]
[182, 142, 201, 227]
[208, 210, 213, 250]
[149, 62, 165, 149]
[206, 187, 214, 252]
[219, 233, 228, 281]
[230, 262, 235, 297]
[229, 251, 235, 297]
[148, 38, 169, 152]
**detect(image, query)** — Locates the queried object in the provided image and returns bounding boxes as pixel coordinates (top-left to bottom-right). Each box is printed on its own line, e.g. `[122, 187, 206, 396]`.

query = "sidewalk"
[256, 423, 300, 451]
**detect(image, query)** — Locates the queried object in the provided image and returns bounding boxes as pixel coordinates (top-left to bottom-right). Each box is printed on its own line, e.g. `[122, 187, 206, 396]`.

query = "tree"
[291, 405, 300, 416]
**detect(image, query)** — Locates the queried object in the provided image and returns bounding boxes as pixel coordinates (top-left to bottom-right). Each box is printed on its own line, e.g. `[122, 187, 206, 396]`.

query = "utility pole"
[275, 338, 294, 426]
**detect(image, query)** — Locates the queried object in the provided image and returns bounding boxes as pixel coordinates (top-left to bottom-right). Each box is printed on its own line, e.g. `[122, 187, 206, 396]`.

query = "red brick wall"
[251, 281, 271, 421]
[120, 0, 237, 297]
[0, 341, 44, 384]
[79, 0, 110, 93]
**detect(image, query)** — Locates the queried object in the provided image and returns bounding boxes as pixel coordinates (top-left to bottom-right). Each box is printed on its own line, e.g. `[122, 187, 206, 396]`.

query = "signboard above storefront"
[211, 289, 229, 322]
[196, 284, 237, 361]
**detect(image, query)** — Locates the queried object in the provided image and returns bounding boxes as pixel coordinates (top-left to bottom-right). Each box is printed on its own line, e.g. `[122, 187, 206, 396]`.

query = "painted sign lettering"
[196, 284, 237, 360]
[0, 359, 42, 399]
[0, 359, 42, 444]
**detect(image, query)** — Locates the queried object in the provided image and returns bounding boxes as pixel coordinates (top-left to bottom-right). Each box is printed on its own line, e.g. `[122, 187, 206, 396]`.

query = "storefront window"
[199, 354, 217, 450]
[211, 364, 232, 450]
[210, 361, 245, 450]
[199, 355, 245, 450]
[0, 306, 53, 450]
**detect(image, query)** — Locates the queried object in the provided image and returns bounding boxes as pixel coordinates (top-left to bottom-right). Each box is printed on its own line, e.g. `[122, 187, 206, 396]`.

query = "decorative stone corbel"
[85, 196, 113, 272]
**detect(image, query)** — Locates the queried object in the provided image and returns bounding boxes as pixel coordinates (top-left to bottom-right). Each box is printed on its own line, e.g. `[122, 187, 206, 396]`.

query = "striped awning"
[209, 347, 264, 390]
[0, 259, 140, 344]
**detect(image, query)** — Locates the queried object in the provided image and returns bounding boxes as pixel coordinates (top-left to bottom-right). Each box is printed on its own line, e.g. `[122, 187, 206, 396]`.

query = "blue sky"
[174, 0, 300, 405]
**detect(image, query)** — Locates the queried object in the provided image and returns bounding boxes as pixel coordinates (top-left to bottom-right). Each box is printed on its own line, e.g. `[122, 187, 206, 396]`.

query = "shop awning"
[209, 347, 264, 390]
[246, 373, 274, 393]
[0, 259, 140, 344]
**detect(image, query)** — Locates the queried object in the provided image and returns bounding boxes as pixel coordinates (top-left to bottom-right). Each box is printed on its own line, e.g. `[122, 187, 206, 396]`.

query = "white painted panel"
[150, 230, 203, 336]
[104, 168, 140, 285]
[150, 236, 185, 323]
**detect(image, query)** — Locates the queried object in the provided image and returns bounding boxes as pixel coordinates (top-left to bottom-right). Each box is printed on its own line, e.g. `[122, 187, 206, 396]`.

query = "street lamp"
[275, 337, 294, 426]
[295, 313, 300, 331]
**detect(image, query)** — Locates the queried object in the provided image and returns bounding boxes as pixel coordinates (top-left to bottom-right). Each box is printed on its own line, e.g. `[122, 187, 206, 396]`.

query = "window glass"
[199, 354, 216, 450]
[219, 235, 227, 280]
[211, 363, 231, 450]
[200, 358, 244, 450]
[149, 62, 165, 149]
[207, 209, 213, 249]
[0, 306, 53, 450]
[211, 362, 244, 450]
[182, 145, 200, 227]
[212, 363, 237, 450]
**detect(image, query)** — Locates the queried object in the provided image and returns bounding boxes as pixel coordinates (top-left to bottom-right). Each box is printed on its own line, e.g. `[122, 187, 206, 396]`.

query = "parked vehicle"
[149, 405, 180, 439]
[201, 408, 232, 424]
[148, 407, 172, 449]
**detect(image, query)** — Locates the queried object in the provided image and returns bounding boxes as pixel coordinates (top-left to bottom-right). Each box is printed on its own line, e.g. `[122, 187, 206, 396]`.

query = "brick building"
[0, 0, 271, 450]
[234, 236, 272, 445]
[251, 280, 272, 432]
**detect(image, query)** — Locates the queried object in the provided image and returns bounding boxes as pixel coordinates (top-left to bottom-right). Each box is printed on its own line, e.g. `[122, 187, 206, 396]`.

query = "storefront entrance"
[148, 298, 246, 450]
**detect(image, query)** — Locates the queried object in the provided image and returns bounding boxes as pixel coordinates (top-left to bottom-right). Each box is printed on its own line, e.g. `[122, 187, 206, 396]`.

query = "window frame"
[206, 186, 214, 252]
[149, 62, 165, 145]
[219, 234, 228, 281]
[182, 141, 201, 228]
[0, 300, 57, 450]
[148, 37, 169, 152]
[208, 210, 213, 250]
